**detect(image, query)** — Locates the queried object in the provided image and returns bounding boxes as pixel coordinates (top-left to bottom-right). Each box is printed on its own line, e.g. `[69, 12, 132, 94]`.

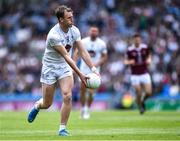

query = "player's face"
[89, 27, 99, 40]
[134, 37, 141, 46]
[62, 10, 73, 27]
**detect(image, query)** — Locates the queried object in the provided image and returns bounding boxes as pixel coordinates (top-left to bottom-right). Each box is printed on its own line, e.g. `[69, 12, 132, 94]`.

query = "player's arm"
[124, 59, 135, 65]
[146, 54, 152, 65]
[94, 53, 108, 67]
[146, 47, 151, 65]
[74, 40, 98, 73]
[124, 50, 135, 65]
[94, 43, 108, 67]
[54, 45, 87, 85]
[72, 46, 79, 63]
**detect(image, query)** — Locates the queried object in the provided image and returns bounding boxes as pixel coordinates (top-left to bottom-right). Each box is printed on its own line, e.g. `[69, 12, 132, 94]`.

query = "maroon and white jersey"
[127, 43, 150, 75]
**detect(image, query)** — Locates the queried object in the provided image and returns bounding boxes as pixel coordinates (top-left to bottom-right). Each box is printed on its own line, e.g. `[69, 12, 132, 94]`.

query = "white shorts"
[40, 63, 72, 85]
[130, 73, 151, 86]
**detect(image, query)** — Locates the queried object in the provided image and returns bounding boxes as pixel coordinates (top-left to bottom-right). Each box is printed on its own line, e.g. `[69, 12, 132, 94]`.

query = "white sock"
[34, 104, 39, 110]
[59, 124, 66, 131]
[84, 105, 88, 111]
[34, 98, 43, 110]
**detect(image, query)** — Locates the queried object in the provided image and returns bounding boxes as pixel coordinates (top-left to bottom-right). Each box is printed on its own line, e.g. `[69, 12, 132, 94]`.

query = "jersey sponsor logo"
[65, 44, 72, 52]
[88, 50, 96, 57]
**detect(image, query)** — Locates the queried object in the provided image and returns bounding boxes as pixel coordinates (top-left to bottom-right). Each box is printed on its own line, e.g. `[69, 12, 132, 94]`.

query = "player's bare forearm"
[81, 50, 94, 68]
[64, 54, 83, 76]
[74, 41, 94, 69]
[55, 46, 88, 86]
[72, 46, 79, 63]
[94, 54, 108, 67]
[146, 55, 152, 65]
[54, 45, 82, 77]
[124, 59, 135, 65]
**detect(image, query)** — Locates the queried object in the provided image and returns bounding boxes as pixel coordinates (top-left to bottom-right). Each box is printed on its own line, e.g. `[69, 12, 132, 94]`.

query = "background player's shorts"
[40, 63, 72, 85]
[130, 73, 151, 85]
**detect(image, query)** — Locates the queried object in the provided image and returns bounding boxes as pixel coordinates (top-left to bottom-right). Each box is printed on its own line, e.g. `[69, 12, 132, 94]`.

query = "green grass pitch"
[0, 110, 180, 140]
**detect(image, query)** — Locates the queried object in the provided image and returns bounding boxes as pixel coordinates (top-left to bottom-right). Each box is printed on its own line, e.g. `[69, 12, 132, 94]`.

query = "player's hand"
[91, 66, 100, 76]
[146, 58, 151, 65]
[79, 73, 89, 87]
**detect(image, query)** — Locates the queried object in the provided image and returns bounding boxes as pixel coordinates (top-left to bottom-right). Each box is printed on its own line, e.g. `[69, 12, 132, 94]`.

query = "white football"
[86, 73, 101, 89]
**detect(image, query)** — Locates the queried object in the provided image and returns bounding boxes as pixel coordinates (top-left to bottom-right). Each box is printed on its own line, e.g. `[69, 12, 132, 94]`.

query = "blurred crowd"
[0, 0, 179, 97]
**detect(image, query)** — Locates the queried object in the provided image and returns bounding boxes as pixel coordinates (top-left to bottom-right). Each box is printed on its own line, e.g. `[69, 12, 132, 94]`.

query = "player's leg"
[28, 65, 56, 123]
[143, 83, 152, 100]
[133, 73, 152, 114]
[58, 75, 73, 136]
[140, 73, 152, 112]
[87, 89, 94, 107]
[83, 89, 94, 119]
[131, 75, 144, 113]
[142, 73, 152, 101]
[133, 84, 142, 110]
[140, 83, 152, 112]
[80, 82, 87, 107]
[80, 82, 87, 118]
[28, 83, 55, 122]
[35, 83, 56, 109]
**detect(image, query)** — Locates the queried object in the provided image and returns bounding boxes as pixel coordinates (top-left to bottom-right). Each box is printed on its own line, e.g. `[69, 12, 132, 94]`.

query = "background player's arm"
[124, 50, 135, 65]
[94, 53, 108, 67]
[54, 45, 87, 85]
[74, 40, 95, 70]
[145, 47, 151, 65]
[72, 46, 79, 63]
[146, 54, 152, 65]
[124, 59, 135, 65]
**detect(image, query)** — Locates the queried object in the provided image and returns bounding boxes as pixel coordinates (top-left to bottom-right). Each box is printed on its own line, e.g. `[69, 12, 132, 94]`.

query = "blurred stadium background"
[0, 0, 180, 111]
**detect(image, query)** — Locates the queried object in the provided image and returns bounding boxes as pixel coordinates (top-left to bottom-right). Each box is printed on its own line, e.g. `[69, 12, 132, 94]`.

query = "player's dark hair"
[55, 5, 72, 20]
[90, 24, 98, 28]
[133, 33, 141, 38]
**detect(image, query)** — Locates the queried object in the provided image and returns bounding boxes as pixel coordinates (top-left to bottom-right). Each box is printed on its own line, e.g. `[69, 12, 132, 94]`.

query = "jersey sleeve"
[146, 47, 150, 56]
[73, 27, 81, 41]
[48, 34, 63, 47]
[127, 50, 133, 59]
[101, 42, 107, 54]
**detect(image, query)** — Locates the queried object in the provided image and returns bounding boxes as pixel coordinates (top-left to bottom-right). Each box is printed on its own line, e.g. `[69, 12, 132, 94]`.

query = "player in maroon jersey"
[124, 34, 152, 114]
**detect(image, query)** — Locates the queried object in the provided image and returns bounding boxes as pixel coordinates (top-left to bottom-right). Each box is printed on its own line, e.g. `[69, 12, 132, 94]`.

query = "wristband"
[91, 66, 97, 72]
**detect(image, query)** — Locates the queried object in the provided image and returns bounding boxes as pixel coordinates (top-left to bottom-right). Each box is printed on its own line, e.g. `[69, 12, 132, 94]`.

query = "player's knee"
[80, 92, 86, 98]
[135, 90, 141, 96]
[63, 93, 72, 104]
[89, 93, 94, 99]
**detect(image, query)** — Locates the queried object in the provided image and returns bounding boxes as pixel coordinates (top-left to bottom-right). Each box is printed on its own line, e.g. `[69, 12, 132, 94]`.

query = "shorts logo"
[64, 70, 70, 74]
